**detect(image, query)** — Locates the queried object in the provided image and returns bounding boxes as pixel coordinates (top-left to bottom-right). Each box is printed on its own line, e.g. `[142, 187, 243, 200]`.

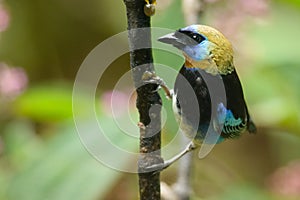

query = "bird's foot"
[144, 162, 166, 174]
[142, 71, 173, 99]
[137, 122, 146, 130]
[145, 142, 197, 173]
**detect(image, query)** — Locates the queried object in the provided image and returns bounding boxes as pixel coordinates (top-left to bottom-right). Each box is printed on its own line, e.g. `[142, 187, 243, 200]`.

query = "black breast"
[174, 65, 247, 136]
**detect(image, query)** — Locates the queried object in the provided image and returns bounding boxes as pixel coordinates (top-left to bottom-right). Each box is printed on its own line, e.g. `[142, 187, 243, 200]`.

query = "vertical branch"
[123, 0, 163, 199]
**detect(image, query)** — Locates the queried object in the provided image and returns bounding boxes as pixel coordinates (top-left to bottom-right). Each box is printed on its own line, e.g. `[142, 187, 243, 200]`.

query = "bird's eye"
[190, 33, 205, 43]
[177, 30, 205, 44]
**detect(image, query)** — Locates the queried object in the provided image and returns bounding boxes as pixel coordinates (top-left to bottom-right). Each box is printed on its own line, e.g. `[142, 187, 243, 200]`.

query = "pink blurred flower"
[0, 4, 9, 32]
[268, 160, 300, 196]
[0, 63, 28, 99]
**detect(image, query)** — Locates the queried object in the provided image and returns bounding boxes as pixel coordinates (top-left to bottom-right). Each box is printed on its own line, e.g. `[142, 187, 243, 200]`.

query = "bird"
[144, 24, 256, 171]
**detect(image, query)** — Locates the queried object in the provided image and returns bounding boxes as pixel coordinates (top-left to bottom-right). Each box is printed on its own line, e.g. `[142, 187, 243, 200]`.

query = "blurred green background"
[0, 0, 300, 199]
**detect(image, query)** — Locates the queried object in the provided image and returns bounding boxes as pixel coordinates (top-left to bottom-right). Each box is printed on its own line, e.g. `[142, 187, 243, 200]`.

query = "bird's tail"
[247, 118, 257, 134]
[245, 104, 257, 134]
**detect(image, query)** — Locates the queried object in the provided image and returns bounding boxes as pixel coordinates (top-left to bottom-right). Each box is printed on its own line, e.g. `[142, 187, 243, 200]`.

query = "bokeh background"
[0, 0, 300, 199]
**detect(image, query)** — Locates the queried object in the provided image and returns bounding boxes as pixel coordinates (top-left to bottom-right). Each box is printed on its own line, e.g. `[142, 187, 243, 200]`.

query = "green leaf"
[13, 83, 73, 122]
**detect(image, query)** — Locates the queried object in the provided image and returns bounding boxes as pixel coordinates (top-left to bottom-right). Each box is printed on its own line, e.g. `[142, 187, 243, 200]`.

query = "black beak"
[158, 32, 186, 49]
[158, 33, 179, 44]
[158, 30, 197, 50]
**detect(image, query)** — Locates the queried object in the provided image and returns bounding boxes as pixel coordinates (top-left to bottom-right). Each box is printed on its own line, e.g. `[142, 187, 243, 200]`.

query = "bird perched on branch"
[144, 24, 256, 171]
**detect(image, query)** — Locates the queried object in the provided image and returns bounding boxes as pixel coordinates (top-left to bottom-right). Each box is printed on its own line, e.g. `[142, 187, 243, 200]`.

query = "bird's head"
[158, 25, 234, 75]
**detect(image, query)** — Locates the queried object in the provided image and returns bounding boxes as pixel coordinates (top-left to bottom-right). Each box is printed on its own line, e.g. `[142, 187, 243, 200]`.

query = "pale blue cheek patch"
[182, 41, 210, 61]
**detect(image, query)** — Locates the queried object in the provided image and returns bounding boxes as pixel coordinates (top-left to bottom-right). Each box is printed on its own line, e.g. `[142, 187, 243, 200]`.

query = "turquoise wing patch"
[215, 103, 246, 138]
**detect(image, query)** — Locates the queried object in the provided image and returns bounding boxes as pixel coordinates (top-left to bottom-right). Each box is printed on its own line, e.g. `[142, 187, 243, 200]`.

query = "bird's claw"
[137, 122, 146, 130]
[142, 71, 156, 80]
[142, 71, 173, 99]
